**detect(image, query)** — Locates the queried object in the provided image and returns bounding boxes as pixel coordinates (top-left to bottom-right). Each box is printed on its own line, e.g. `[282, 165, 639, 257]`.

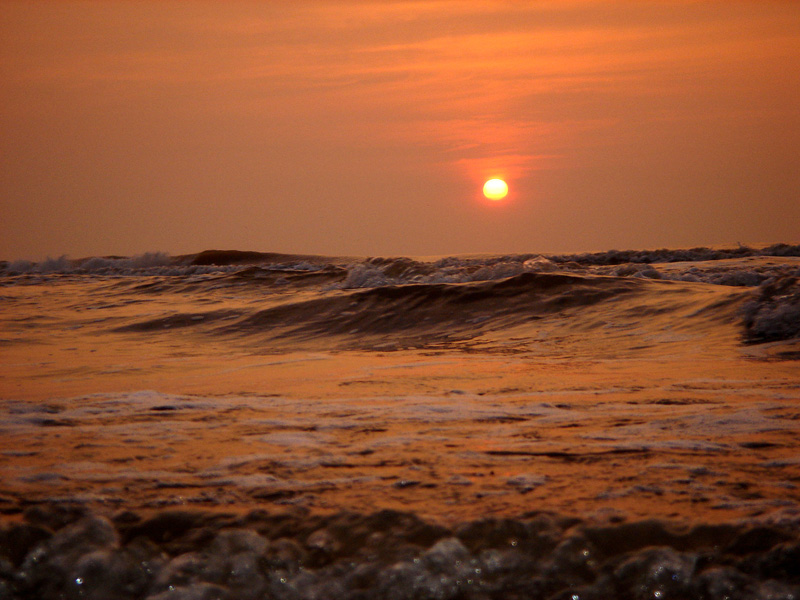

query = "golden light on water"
[483, 178, 508, 200]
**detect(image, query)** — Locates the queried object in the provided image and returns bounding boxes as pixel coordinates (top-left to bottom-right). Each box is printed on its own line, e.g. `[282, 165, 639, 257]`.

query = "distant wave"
[2, 244, 798, 286]
[549, 243, 800, 265]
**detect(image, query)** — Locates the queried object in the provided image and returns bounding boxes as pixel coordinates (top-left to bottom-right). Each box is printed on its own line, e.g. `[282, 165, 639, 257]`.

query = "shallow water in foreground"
[4, 504, 800, 600]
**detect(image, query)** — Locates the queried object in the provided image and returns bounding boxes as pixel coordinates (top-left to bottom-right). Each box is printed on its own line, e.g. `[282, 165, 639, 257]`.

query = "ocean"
[1, 245, 799, 599]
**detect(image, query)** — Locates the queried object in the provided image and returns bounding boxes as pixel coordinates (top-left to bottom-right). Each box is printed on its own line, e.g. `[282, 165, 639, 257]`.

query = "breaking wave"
[742, 274, 800, 343]
[202, 272, 639, 349]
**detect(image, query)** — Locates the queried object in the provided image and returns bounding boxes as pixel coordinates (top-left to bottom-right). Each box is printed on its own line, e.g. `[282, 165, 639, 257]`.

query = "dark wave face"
[97, 269, 741, 353]
[212, 272, 641, 347]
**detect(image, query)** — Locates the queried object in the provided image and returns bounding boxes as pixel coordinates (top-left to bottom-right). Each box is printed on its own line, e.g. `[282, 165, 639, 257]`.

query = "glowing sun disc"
[483, 178, 508, 200]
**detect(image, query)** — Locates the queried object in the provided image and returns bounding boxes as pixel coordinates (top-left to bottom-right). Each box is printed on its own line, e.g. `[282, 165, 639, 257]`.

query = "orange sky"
[1, 1, 799, 259]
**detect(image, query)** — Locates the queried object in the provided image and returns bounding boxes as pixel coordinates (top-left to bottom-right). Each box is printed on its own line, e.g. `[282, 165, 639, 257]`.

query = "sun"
[483, 178, 508, 200]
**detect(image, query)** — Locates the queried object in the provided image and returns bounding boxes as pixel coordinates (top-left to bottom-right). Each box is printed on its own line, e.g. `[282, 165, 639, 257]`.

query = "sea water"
[1, 246, 800, 599]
